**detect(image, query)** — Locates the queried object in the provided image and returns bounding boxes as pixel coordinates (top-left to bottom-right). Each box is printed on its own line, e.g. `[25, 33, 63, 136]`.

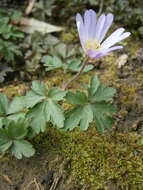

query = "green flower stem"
[62, 58, 88, 90]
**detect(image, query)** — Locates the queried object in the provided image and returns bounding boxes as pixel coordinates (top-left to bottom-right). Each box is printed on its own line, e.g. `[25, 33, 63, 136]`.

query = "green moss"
[120, 85, 138, 106]
[61, 131, 143, 189]
[33, 128, 143, 190]
[2, 83, 28, 98]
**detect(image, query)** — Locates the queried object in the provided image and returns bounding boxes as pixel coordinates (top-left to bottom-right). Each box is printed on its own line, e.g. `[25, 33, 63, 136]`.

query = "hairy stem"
[62, 58, 88, 90]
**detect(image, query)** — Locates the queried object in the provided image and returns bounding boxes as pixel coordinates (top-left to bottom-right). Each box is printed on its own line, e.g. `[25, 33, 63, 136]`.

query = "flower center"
[85, 39, 101, 51]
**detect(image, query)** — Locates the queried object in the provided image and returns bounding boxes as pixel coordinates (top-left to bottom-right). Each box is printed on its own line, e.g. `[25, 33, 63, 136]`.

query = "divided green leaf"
[88, 76, 116, 102]
[25, 80, 46, 108]
[0, 93, 8, 115]
[64, 104, 93, 131]
[67, 59, 94, 73]
[91, 102, 117, 134]
[11, 140, 35, 159]
[0, 93, 26, 126]
[25, 81, 66, 134]
[31, 80, 47, 96]
[8, 96, 26, 114]
[0, 119, 35, 159]
[42, 55, 63, 71]
[48, 87, 66, 101]
[66, 91, 88, 105]
[64, 76, 117, 133]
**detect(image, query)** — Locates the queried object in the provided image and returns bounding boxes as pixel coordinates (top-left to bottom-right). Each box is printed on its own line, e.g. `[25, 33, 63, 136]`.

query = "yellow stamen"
[85, 39, 101, 51]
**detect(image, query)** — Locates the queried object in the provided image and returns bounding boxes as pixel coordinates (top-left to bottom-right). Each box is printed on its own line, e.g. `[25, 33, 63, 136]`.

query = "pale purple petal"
[101, 46, 123, 54]
[76, 13, 85, 49]
[84, 10, 91, 39]
[104, 32, 131, 48]
[76, 13, 84, 37]
[98, 13, 114, 43]
[87, 49, 98, 58]
[87, 46, 123, 58]
[101, 28, 125, 49]
[116, 32, 131, 41]
[87, 49, 108, 58]
[94, 14, 106, 41]
[101, 31, 131, 49]
[75, 9, 131, 59]
[88, 9, 97, 39]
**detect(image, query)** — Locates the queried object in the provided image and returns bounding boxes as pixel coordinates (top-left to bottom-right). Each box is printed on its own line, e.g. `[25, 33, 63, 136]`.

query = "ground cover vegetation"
[0, 0, 143, 189]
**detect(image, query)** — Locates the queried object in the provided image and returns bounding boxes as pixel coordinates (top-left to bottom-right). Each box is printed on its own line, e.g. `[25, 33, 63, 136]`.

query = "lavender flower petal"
[94, 14, 106, 41]
[75, 9, 130, 59]
[101, 46, 123, 54]
[98, 13, 114, 43]
[101, 28, 125, 49]
[76, 13, 85, 49]
[89, 9, 97, 39]
[87, 46, 123, 58]
[84, 10, 91, 39]
[87, 49, 98, 58]
[117, 32, 131, 41]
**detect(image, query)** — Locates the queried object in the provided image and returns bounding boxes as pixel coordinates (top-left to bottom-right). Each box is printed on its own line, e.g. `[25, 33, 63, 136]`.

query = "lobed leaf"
[8, 96, 26, 114]
[42, 55, 63, 71]
[11, 140, 35, 159]
[46, 99, 65, 128]
[64, 104, 93, 131]
[88, 76, 116, 102]
[6, 119, 28, 140]
[0, 119, 35, 159]
[27, 100, 65, 134]
[91, 102, 117, 134]
[31, 80, 47, 96]
[27, 102, 47, 134]
[0, 93, 8, 115]
[65, 76, 117, 133]
[66, 91, 88, 105]
[25, 90, 45, 108]
[48, 87, 66, 101]
[67, 59, 94, 73]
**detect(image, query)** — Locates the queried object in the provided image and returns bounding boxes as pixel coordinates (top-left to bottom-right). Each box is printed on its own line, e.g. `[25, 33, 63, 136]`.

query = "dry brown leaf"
[20, 17, 63, 34]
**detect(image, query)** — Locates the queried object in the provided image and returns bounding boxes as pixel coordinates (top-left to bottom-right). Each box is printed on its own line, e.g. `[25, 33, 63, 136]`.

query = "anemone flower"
[76, 9, 131, 59]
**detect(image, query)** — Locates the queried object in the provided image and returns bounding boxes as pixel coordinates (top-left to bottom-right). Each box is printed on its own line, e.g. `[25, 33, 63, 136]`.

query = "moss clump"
[119, 85, 138, 106]
[57, 130, 143, 190]
[1, 83, 28, 98]
[33, 128, 143, 190]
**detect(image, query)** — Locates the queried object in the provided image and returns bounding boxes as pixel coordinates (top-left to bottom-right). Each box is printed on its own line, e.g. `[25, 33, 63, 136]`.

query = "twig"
[24, 178, 44, 190]
[49, 175, 62, 190]
[34, 178, 40, 190]
[1, 174, 13, 185]
[62, 58, 88, 90]
[25, 0, 36, 15]
[24, 179, 34, 190]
